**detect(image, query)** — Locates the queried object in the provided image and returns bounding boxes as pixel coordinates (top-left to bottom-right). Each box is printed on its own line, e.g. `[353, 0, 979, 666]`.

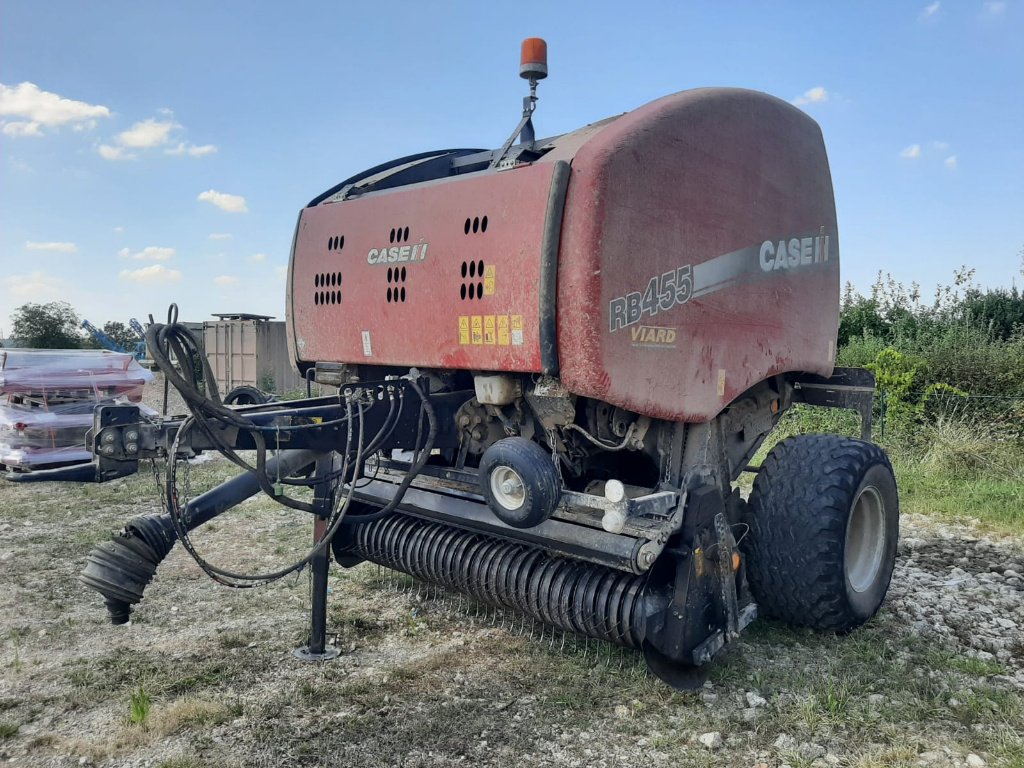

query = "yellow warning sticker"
[483, 265, 496, 296]
[497, 315, 510, 346]
[484, 315, 496, 345]
[471, 315, 483, 345]
[458, 316, 470, 345]
[511, 314, 524, 346]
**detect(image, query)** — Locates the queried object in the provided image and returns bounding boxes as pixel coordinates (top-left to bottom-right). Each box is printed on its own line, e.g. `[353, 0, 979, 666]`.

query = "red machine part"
[290, 163, 554, 372]
[288, 88, 838, 423]
[557, 88, 839, 421]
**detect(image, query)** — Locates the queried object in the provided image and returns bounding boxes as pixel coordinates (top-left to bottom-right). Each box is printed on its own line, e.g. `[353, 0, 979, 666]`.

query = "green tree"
[103, 321, 138, 351]
[10, 302, 83, 349]
[82, 320, 136, 351]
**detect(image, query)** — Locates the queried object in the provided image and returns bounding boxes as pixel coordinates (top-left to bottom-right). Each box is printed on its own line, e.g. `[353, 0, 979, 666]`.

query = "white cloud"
[98, 144, 136, 161]
[0, 82, 110, 137]
[118, 246, 175, 262]
[920, 1, 941, 19]
[165, 142, 218, 157]
[98, 114, 217, 161]
[213, 275, 239, 286]
[117, 118, 178, 148]
[983, 1, 1006, 14]
[25, 241, 77, 253]
[792, 86, 829, 106]
[944, 155, 958, 169]
[3, 270, 70, 300]
[208, 233, 232, 240]
[113, 226, 124, 233]
[900, 144, 922, 159]
[3, 121, 42, 137]
[249, 253, 267, 262]
[119, 264, 182, 283]
[931, 140, 950, 151]
[198, 189, 248, 213]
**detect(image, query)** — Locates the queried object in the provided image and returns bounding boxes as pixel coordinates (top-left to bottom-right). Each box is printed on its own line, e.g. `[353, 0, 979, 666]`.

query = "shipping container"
[202, 314, 304, 395]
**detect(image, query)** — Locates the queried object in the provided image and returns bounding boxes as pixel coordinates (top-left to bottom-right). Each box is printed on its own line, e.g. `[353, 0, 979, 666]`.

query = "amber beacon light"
[520, 37, 548, 81]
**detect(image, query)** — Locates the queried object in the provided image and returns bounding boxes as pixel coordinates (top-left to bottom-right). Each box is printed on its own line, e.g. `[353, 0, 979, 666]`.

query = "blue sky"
[1, 1, 1021, 334]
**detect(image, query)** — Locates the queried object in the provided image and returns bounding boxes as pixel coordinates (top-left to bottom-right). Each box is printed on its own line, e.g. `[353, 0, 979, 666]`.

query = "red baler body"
[289, 88, 839, 421]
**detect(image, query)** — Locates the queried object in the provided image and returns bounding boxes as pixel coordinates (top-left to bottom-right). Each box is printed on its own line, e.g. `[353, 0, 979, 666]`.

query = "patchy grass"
[149, 697, 235, 735]
[156, 759, 207, 768]
[215, 630, 250, 650]
[895, 461, 1024, 533]
[755, 404, 1024, 535]
[128, 686, 152, 726]
[2, 408, 1022, 767]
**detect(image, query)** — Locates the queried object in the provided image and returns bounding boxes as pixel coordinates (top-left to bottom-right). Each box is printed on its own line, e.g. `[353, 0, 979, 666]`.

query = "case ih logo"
[758, 234, 830, 272]
[367, 243, 429, 265]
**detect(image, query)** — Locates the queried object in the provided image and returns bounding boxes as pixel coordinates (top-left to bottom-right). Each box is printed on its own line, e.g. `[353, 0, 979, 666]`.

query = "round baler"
[76, 41, 898, 688]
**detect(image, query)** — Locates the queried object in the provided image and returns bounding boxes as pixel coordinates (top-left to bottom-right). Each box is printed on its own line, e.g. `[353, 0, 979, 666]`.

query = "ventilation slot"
[386, 263, 408, 303]
[463, 215, 489, 234]
[459, 260, 487, 300]
[313, 273, 342, 306]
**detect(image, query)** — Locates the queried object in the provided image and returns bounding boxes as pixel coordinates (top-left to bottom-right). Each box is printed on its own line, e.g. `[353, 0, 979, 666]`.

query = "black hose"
[341, 376, 437, 525]
[144, 316, 436, 584]
[163, 397, 363, 586]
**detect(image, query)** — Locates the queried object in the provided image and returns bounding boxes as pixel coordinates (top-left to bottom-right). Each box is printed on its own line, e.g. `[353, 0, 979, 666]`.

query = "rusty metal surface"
[557, 88, 839, 421]
[290, 163, 556, 372]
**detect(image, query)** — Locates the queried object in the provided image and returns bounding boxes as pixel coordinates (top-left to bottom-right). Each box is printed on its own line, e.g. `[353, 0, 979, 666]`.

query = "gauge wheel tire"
[744, 434, 899, 632]
[479, 438, 562, 529]
[224, 385, 272, 406]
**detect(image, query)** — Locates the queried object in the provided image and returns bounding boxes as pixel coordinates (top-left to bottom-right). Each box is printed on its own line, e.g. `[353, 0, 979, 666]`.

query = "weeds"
[128, 686, 151, 726]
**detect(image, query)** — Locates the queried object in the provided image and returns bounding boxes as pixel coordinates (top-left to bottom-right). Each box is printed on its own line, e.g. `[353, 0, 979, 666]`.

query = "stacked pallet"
[0, 349, 154, 471]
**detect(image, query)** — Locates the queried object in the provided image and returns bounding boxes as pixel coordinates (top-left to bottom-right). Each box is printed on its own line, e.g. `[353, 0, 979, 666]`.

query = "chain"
[149, 458, 166, 513]
[182, 455, 192, 506]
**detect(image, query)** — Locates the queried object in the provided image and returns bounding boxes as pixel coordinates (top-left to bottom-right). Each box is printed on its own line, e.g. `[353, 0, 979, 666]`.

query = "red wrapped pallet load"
[0, 349, 155, 471]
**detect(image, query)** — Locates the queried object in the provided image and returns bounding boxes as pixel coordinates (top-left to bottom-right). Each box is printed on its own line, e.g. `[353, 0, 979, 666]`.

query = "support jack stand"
[294, 456, 340, 662]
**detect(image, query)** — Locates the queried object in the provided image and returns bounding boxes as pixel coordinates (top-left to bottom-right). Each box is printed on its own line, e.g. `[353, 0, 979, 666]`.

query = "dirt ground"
[1, 383, 1022, 767]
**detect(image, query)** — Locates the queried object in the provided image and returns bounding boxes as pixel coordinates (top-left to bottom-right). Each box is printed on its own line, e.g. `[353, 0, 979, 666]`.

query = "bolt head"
[102, 432, 115, 444]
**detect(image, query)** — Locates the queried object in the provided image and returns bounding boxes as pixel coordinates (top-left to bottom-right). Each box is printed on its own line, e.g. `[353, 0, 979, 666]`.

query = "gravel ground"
[0, 380, 1022, 767]
[892, 525, 1024, 676]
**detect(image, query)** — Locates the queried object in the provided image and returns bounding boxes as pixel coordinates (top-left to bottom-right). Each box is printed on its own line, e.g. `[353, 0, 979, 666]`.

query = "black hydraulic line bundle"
[143, 312, 439, 589]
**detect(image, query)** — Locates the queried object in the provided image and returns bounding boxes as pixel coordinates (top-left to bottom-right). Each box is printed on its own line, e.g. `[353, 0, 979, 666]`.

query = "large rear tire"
[744, 434, 899, 632]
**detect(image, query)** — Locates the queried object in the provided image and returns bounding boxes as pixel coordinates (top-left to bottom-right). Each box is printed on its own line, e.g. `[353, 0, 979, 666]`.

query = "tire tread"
[744, 434, 897, 632]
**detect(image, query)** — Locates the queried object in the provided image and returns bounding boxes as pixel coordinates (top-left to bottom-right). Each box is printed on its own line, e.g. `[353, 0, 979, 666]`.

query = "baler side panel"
[557, 89, 840, 422]
[290, 165, 557, 372]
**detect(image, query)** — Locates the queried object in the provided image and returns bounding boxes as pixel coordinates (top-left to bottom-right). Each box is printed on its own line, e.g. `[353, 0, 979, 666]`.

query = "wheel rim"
[845, 485, 885, 593]
[490, 466, 526, 511]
